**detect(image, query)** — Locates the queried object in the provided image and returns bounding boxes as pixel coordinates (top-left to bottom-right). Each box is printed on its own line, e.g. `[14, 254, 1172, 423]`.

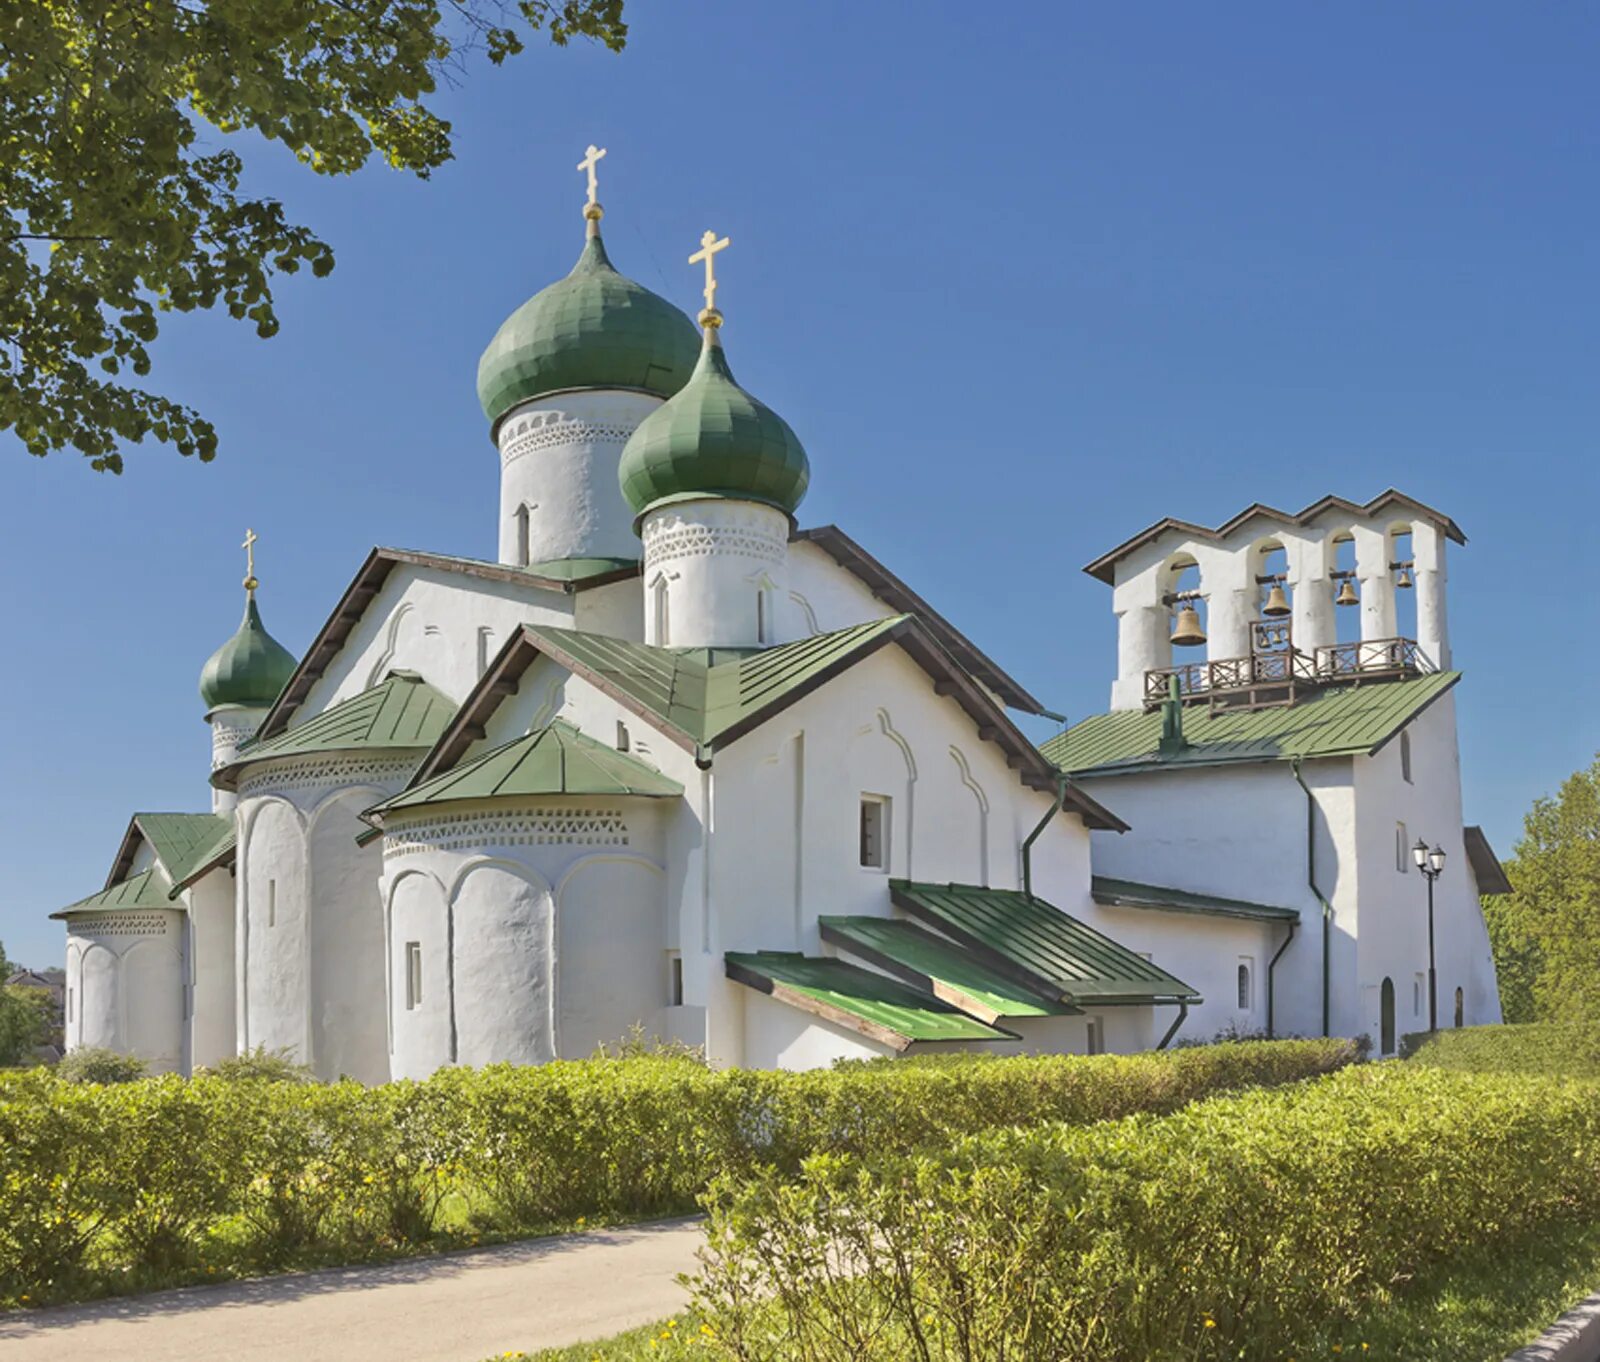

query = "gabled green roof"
[724, 952, 1015, 1050]
[1091, 876, 1297, 924]
[1042, 673, 1461, 778]
[819, 916, 1080, 1023]
[214, 672, 455, 790]
[52, 869, 174, 919]
[365, 720, 681, 826]
[890, 880, 1200, 1006]
[124, 814, 234, 891]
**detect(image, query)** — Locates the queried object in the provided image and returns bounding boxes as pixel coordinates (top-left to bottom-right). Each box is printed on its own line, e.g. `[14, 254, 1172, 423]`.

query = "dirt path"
[0, 1219, 704, 1362]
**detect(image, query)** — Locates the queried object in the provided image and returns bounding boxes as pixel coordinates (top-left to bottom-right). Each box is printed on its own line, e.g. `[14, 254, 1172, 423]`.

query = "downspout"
[1265, 919, 1297, 1038]
[1022, 773, 1068, 902]
[1291, 757, 1333, 1037]
[1156, 1002, 1189, 1049]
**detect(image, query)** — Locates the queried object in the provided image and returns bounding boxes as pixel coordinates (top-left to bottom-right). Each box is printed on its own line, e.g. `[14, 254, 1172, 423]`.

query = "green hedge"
[0, 1037, 1354, 1304]
[1404, 1021, 1600, 1076]
[691, 1064, 1600, 1361]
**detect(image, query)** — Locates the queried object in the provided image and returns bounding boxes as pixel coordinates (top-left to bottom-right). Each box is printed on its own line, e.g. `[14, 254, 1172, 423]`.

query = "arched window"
[1380, 977, 1396, 1055]
[1454, 987, 1464, 1029]
[651, 574, 670, 647]
[514, 504, 531, 567]
[756, 587, 770, 645]
[1237, 961, 1252, 1011]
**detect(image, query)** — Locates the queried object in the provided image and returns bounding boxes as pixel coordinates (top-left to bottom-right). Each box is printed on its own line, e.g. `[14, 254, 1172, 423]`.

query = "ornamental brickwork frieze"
[382, 805, 630, 859]
[70, 912, 170, 939]
[239, 755, 418, 799]
[499, 410, 635, 467]
[643, 512, 785, 568]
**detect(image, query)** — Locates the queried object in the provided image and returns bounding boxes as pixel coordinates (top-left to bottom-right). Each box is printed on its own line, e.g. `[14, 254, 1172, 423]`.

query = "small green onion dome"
[199, 597, 297, 712]
[618, 331, 810, 523]
[476, 230, 701, 434]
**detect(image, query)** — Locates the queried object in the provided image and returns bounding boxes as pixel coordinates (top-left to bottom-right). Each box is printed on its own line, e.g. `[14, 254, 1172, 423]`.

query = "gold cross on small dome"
[242, 527, 259, 595]
[689, 229, 730, 327]
[576, 144, 607, 220]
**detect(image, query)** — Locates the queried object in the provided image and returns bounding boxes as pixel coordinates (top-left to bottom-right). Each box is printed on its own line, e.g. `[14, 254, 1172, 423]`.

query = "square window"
[859, 795, 889, 870]
[405, 941, 423, 1011]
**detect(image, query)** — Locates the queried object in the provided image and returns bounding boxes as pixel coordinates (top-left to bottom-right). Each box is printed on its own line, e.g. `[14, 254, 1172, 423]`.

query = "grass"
[494, 1218, 1600, 1361]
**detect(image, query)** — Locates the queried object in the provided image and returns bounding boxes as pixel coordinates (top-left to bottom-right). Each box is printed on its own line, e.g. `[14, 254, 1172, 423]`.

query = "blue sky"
[2, 1, 1596, 966]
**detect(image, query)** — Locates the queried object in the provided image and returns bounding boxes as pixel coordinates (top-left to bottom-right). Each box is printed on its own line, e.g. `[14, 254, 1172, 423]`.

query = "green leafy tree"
[1, 0, 627, 472]
[0, 941, 53, 1066]
[1484, 754, 1600, 1022]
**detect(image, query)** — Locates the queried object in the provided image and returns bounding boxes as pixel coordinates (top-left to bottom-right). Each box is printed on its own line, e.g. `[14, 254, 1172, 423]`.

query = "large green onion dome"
[476, 228, 701, 435]
[200, 597, 297, 711]
[618, 330, 810, 523]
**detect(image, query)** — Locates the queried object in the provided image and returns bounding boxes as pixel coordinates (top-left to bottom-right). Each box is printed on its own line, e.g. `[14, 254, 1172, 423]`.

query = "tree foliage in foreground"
[0, 942, 53, 1067]
[0, 0, 627, 472]
[1484, 753, 1600, 1023]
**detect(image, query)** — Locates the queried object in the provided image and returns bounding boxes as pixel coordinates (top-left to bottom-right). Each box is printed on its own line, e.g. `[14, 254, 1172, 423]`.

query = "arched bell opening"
[1162, 557, 1207, 654]
[1331, 533, 1362, 644]
[1254, 541, 1292, 623]
[1388, 524, 1418, 642]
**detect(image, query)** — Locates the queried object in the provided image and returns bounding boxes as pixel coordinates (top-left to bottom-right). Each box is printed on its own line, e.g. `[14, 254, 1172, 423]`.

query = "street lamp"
[1412, 838, 1446, 1031]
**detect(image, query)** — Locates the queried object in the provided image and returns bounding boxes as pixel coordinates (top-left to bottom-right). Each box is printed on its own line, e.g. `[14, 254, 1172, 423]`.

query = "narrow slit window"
[67, 987, 74, 1024]
[1396, 822, 1408, 873]
[1400, 729, 1413, 784]
[405, 941, 423, 1011]
[1237, 960, 1253, 1012]
[652, 576, 670, 646]
[267, 879, 277, 928]
[515, 504, 531, 567]
[859, 795, 888, 869]
[616, 720, 630, 752]
[1086, 1017, 1105, 1056]
[668, 952, 684, 1007]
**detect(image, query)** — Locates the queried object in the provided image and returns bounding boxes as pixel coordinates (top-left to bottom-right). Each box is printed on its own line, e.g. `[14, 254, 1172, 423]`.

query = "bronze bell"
[1396, 567, 1413, 590]
[1262, 582, 1292, 618]
[1170, 603, 1207, 647]
[1335, 578, 1359, 607]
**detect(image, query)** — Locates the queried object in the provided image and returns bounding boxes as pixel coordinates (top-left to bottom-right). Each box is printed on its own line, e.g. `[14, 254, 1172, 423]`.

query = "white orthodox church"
[50, 152, 1507, 1079]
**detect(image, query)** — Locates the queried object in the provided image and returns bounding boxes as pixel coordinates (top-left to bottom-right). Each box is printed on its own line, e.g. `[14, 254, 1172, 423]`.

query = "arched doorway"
[1454, 987, 1464, 1029]
[1380, 977, 1396, 1055]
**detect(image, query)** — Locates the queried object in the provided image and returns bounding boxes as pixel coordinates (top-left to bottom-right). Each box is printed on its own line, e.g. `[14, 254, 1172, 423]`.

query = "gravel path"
[0, 1219, 704, 1362]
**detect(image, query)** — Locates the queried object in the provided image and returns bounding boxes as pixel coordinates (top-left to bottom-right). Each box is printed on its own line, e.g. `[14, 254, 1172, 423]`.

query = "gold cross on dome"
[576, 144, 607, 208]
[689, 229, 730, 318]
[242, 527, 259, 595]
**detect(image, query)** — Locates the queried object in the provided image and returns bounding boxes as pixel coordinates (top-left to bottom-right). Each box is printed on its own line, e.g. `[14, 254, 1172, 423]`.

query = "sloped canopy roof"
[1464, 825, 1514, 896]
[363, 720, 681, 829]
[1091, 876, 1297, 924]
[1043, 672, 1460, 778]
[52, 869, 174, 919]
[415, 617, 1125, 832]
[107, 812, 234, 892]
[724, 951, 1016, 1049]
[890, 880, 1200, 1006]
[214, 672, 455, 791]
[819, 916, 1080, 1023]
[1082, 489, 1467, 584]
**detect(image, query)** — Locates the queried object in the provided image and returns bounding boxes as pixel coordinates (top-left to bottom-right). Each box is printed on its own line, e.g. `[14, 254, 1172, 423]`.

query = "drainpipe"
[1022, 773, 1068, 902]
[1156, 1002, 1189, 1049]
[1290, 757, 1333, 1037]
[1265, 919, 1297, 1038]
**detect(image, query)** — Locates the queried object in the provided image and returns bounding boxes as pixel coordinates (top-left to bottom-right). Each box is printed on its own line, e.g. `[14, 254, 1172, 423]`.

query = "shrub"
[198, 1045, 315, 1083]
[692, 1064, 1600, 1361]
[0, 1037, 1355, 1304]
[1404, 1021, 1600, 1076]
[56, 1048, 147, 1084]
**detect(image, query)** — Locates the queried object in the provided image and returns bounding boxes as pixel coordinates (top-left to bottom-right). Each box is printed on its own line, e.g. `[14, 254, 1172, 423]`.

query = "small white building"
[51, 156, 1505, 1074]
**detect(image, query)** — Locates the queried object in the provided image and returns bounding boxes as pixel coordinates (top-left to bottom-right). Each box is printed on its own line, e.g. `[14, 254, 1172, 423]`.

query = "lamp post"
[1411, 838, 1446, 1031]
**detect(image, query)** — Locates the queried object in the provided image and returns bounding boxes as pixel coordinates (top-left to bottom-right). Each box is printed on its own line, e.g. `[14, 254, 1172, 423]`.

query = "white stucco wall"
[236, 754, 414, 1081]
[495, 390, 662, 566]
[641, 499, 792, 649]
[63, 908, 186, 1073]
[380, 797, 671, 1079]
[186, 867, 236, 1070]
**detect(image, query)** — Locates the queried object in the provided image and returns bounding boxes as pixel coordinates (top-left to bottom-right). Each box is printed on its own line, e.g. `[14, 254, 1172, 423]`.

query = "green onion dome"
[618, 331, 810, 523]
[476, 229, 701, 435]
[199, 597, 297, 712]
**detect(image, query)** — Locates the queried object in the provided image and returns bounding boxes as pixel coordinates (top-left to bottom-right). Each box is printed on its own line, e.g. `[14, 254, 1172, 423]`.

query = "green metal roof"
[477, 229, 701, 432]
[130, 813, 235, 893]
[724, 951, 1015, 1050]
[522, 555, 641, 584]
[366, 720, 681, 824]
[1042, 673, 1461, 778]
[527, 617, 903, 751]
[618, 331, 809, 522]
[52, 869, 174, 919]
[890, 880, 1200, 1006]
[819, 916, 1080, 1023]
[215, 672, 455, 789]
[200, 596, 297, 711]
[1091, 876, 1298, 924]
